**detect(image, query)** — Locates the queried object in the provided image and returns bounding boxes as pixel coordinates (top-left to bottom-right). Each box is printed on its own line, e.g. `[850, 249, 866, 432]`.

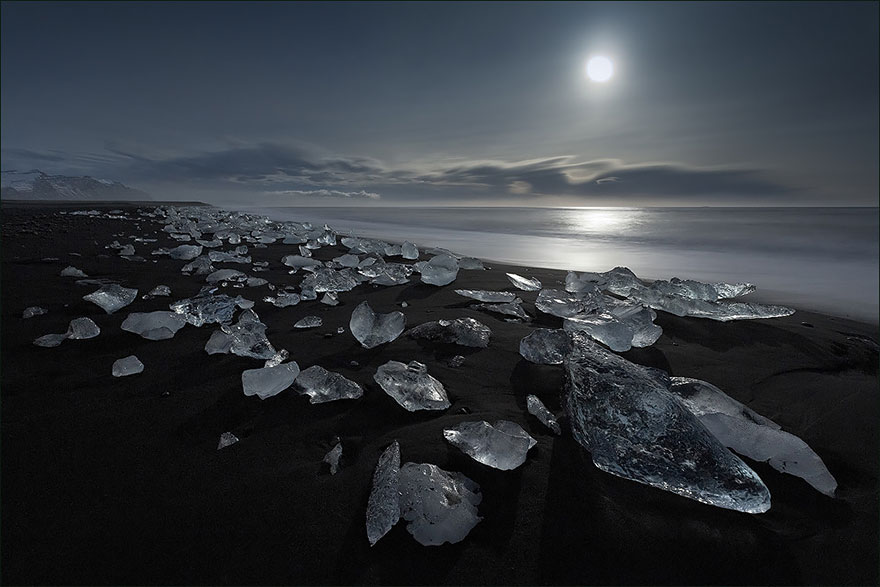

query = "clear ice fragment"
[112, 355, 144, 377]
[373, 360, 450, 411]
[241, 362, 300, 399]
[366, 441, 401, 546]
[294, 365, 364, 403]
[506, 273, 542, 291]
[443, 420, 536, 470]
[420, 254, 459, 286]
[406, 317, 491, 348]
[398, 463, 482, 546]
[83, 284, 138, 314]
[350, 301, 406, 349]
[519, 328, 570, 365]
[121, 311, 187, 340]
[527, 395, 561, 434]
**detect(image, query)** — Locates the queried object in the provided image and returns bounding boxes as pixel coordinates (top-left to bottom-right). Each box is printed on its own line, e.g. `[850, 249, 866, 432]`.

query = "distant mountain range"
[0, 170, 149, 200]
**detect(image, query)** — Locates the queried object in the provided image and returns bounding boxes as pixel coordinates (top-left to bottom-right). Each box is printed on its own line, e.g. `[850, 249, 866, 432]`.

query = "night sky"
[2, 1, 877, 206]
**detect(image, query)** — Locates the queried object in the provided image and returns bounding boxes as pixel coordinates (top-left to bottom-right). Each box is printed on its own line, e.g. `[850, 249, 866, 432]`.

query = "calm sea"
[235, 206, 879, 323]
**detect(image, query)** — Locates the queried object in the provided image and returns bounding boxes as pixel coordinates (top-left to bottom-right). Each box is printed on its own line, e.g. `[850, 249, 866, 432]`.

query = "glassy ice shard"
[168, 244, 203, 260]
[454, 289, 516, 303]
[66, 317, 101, 339]
[526, 395, 561, 434]
[112, 355, 144, 377]
[406, 317, 491, 348]
[61, 266, 88, 278]
[83, 284, 138, 314]
[398, 463, 482, 546]
[217, 432, 239, 450]
[420, 254, 460, 286]
[668, 377, 837, 497]
[519, 328, 569, 364]
[294, 365, 364, 403]
[294, 316, 323, 329]
[122, 311, 187, 340]
[443, 420, 536, 470]
[22, 306, 48, 319]
[506, 273, 542, 291]
[401, 241, 419, 259]
[373, 360, 450, 411]
[324, 442, 343, 474]
[350, 301, 406, 349]
[222, 309, 277, 359]
[241, 362, 300, 399]
[535, 287, 604, 318]
[366, 441, 401, 546]
[564, 331, 772, 513]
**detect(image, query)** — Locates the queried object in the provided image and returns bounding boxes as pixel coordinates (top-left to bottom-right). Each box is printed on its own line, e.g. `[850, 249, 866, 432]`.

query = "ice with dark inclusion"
[564, 331, 772, 513]
[323, 442, 343, 474]
[241, 362, 300, 399]
[121, 311, 187, 340]
[295, 365, 363, 403]
[222, 309, 277, 359]
[83, 284, 138, 314]
[170, 288, 249, 326]
[668, 377, 837, 497]
[398, 462, 482, 546]
[454, 289, 516, 303]
[406, 317, 491, 348]
[112, 355, 144, 377]
[22, 306, 48, 319]
[527, 395, 562, 434]
[217, 432, 239, 450]
[443, 420, 536, 470]
[506, 273, 542, 291]
[366, 441, 401, 546]
[293, 316, 323, 329]
[535, 287, 604, 318]
[473, 299, 530, 320]
[350, 301, 406, 349]
[373, 360, 450, 411]
[519, 328, 569, 365]
[420, 254, 460, 286]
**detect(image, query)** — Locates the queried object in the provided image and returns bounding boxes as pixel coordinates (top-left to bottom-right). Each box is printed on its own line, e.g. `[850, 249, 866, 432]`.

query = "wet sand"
[2, 201, 877, 585]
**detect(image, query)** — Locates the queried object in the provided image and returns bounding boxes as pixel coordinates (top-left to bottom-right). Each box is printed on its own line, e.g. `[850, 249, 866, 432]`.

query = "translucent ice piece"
[61, 266, 88, 277]
[564, 331, 771, 513]
[401, 241, 419, 260]
[398, 462, 482, 546]
[22, 306, 48, 319]
[294, 316, 323, 329]
[506, 273, 542, 291]
[535, 287, 604, 318]
[241, 362, 300, 399]
[407, 317, 491, 348]
[366, 441, 401, 546]
[668, 377, 837, 497]
[443, 420, 536, 470]
[222, 309, 277, 359]
[420, 254, 459, 286]
[112, 355, 144, 377]
[527, 395, 561, 434]
[294, 365, 364, 403]
[168, 244, 203, 260]
[121, 311, 187, 340]
[66, 317, 101, 339]
[519, 328, 569, 365]
[373, 360, 450, 411]
[217, 432, 239, 450]
[324, 442, 343, 474]
[454, 289, 516, 303]
[83, 284, 138, 314]
[350, 301, 406, 349]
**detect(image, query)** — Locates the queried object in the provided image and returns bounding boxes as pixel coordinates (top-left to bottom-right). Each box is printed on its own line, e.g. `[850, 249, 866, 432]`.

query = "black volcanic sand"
[2, 201, 878, 585]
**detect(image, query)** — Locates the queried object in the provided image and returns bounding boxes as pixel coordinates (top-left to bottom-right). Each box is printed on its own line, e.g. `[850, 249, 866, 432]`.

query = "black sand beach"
[2, 201, 877, 585]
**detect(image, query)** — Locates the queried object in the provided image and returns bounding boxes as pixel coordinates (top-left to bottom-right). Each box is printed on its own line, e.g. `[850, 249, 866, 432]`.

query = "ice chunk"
[66, 317, 100, 339]
[401, 241, 419, 260]
[61, 266, 88, 278]
[398, 463, 482, 546]
[535, 287, 604, 318]
[121, 311, 187, 340]
[112, 355, 144, 377]
[366, 441, 401, 546]
[241, 362, 300, 399]
[324, 442, 343, 474]
[374, 360, 450, 411]
[83, 284, 138, 314]
[454, 289, 516, 303]
[473, 299, 530, 320]
[668, 377, 837, 497]
[527, 395, 561, 434]
[168, 244, 203, 260]
[170, 288, 247, 326]
[205, 269, 247, 284]
[222, 309, 277, 359]
[407, 317, 491, 348]
[217, 432, 239, 450]
[443, 420, 536, 470]
[34, 333, 68, 347]
[294, 316, 323, 329]
[564, 331, 771, 513]
[294, 365, 364, 403]
[22, 306, 48, 319]
[350, 301, 406, 349]
[420, 254, 459, 286]
[282, 255, 322, 269]
[519, 328, 569, 365]
[506, 273, 542, 291]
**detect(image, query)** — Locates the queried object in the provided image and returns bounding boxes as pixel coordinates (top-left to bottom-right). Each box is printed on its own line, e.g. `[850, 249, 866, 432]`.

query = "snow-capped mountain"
[0, 170, 148, 200]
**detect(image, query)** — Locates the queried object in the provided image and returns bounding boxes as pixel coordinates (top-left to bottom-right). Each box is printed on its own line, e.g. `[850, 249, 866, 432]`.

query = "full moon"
[586, 56, 614, 82]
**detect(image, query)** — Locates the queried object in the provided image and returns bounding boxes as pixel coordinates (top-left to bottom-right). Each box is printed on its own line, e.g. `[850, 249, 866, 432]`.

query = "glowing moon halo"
[586, 56, 614, 82]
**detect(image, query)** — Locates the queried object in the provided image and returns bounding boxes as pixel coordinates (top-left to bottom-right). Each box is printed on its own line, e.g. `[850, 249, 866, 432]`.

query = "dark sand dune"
[1, 202, 877, 585]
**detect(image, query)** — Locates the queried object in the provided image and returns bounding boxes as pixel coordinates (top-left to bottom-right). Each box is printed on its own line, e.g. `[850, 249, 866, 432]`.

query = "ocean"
[234, 206, 879, 323]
